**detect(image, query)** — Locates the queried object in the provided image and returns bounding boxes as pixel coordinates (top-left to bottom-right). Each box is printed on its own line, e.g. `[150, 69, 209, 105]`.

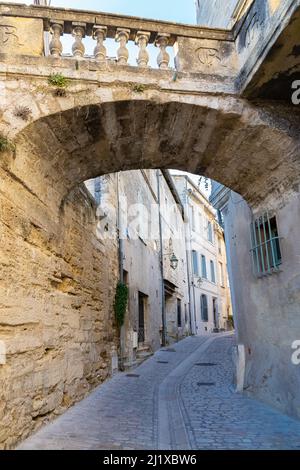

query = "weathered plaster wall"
[160, 173, 190, 343]
[235, 0, 300, 93]
[216, 230, 233, 330]
[196, 0, 239, 28]
[224, 189, 300, 419]
[120, 170, 162, 362]
[0, 139, 119, 449]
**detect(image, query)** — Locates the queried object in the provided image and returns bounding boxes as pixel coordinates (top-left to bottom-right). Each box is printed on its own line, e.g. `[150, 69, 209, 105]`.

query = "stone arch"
[8, 95, 300, 211]
[1, 94, 300, 448]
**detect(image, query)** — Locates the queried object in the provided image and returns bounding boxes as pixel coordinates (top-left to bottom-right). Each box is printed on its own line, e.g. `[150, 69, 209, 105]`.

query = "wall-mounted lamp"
[170, 252, 179, 270]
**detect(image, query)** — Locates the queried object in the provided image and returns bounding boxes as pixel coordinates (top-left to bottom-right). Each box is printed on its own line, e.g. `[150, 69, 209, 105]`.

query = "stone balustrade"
[0, 3, 235, 74]
[0, 1, 294, 83]
[47, 21, 173, 69]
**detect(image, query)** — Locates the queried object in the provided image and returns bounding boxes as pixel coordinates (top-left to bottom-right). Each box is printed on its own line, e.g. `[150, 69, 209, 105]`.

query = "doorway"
[213, 298, 218, 329]
[138, 292, 147, 344]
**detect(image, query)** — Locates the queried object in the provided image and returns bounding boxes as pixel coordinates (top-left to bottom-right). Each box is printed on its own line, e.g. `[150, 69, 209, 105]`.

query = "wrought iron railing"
[138, 327, 145, 344]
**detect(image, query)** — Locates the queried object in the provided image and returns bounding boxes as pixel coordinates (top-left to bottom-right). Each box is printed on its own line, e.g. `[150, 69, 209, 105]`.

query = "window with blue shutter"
[210, 260, 216, 283]
[192, 250, 199, 276]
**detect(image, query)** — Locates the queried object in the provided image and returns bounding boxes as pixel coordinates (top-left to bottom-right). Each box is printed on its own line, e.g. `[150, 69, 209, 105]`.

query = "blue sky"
[7, 1, 197, 24]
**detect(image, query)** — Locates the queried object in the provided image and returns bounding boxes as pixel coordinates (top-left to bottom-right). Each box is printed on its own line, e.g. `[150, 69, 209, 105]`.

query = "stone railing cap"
[0, 2, 234, 43]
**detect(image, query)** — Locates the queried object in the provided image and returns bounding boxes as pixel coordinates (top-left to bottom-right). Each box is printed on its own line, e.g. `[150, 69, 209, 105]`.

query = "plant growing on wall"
[48, 73, 68, 88]
[14, 106, 32, 121]
[114, 282, 129, 327]
[130, 83, 146, 93]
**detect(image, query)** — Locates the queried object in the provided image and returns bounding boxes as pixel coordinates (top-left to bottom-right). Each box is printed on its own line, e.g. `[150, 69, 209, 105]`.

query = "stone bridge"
[0, 1, 300, 207]
[0, 0, 300, 448]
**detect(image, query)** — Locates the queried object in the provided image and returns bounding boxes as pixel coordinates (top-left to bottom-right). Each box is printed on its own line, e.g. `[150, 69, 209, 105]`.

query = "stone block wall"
[0, 142, 119, 448]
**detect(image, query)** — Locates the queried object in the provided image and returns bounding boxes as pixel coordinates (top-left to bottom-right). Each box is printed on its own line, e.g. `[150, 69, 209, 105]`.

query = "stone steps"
[136, 344, 153, 366]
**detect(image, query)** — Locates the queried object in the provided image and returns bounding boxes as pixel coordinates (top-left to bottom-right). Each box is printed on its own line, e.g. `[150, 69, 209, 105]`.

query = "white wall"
[223, 189, 300, 419]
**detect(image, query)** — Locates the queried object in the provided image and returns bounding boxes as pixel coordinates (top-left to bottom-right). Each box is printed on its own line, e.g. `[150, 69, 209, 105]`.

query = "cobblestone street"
[18, 334, 300, 450]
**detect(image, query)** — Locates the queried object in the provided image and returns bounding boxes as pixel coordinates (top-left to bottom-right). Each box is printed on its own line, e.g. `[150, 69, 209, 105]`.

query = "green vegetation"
[114, 282, 129, 327]
[131, 83, 146, 93]
[48, 73, 68, 88]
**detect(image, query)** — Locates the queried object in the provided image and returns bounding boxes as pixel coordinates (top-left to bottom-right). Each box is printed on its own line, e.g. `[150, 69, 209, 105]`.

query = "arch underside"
[9, 98, 300, 211]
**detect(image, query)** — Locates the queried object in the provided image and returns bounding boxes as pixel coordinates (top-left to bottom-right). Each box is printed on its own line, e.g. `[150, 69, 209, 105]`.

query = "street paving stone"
[18, 334, 300, 450]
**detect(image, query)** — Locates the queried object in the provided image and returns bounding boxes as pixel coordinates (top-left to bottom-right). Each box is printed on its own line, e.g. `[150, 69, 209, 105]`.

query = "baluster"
[135, 31, 150, 67]
[72, 22, 86, 58]
[49, 22, 63, 57]
[155, 34, 170, 69]
[93, 26, 107, 62]
[115, 28, 130, 65]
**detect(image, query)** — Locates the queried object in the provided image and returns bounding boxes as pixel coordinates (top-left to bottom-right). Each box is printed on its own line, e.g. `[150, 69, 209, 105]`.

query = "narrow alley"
[18, 335, 300, 451]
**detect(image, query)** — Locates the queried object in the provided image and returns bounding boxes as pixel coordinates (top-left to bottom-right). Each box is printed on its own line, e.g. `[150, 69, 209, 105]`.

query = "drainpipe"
[116, 172, 125, 369]
[156, 170, 167, 347]
[116, 172, 124, 284]
[184, 216, 194, 336]
[185, 178, 197, 335]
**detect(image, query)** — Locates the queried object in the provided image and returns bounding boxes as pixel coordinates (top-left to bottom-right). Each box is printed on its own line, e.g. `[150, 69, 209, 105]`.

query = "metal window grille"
[250, 213, 282, 276]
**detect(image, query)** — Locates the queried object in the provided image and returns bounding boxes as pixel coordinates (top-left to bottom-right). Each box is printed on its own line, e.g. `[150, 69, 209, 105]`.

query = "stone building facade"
[210, 181, 300, 420]
[159, 172, 191, 344]
[172, 175, 233, 335]
[86, 169, 192, 368]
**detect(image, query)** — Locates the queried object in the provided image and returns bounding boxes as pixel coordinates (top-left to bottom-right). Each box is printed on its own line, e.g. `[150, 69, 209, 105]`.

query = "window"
[250, 213, 282, 276]
[177, 299, 182, 327]
[219, 262, 224, 287]
[192, 250, 199, 276]
[218, 236, 222, 255]
[201, 255, 207, 279]
[191, 206, 196, 231]
[210, 260, 216, 283]
[207, 221, 213, 243]
[94, 177, 101, 205]
[201, 294, 208, 322]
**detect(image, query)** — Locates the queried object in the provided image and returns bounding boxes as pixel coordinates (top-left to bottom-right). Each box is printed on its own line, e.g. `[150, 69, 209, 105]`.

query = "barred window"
[250, 213, 282, 276]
